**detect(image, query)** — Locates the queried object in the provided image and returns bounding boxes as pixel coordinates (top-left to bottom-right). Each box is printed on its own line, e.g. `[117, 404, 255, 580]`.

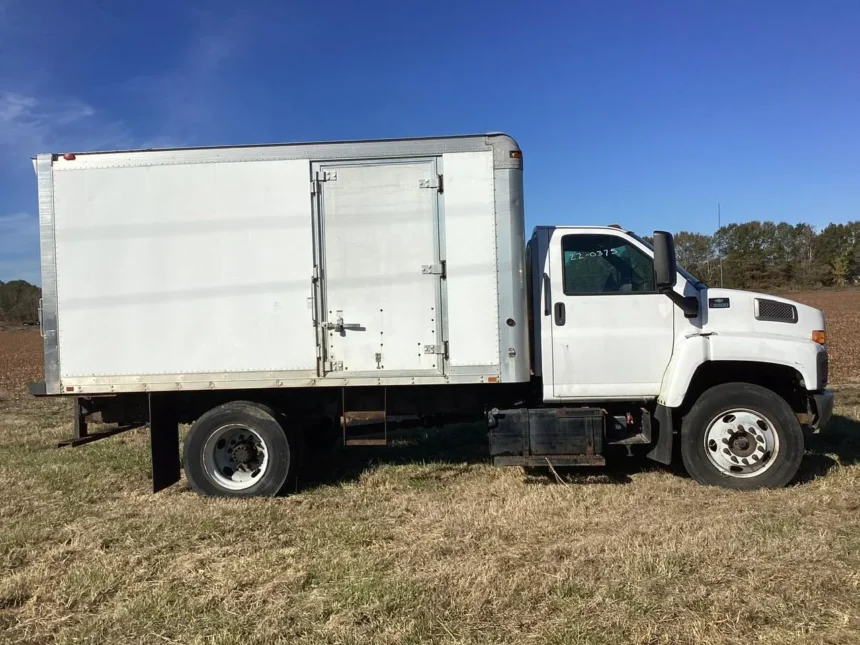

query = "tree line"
[0, 219, 858, 324]
[0, 280, 41, 325]
[649, 220, 860, 291]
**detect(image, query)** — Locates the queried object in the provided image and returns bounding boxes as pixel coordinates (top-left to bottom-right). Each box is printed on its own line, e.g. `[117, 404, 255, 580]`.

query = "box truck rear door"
[316, 160, 444, 376]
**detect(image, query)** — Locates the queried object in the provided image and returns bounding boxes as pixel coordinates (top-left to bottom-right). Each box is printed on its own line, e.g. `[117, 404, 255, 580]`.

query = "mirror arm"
[661, 287, 699, 317]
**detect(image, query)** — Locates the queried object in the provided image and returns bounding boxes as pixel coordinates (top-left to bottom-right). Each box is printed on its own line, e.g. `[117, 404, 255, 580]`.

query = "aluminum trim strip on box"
[494, 167, 530, 383]
[36, 154, 61, 394]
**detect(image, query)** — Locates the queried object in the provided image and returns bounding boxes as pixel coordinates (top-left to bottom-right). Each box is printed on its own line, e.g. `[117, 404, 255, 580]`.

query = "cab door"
[546, 229, 674, 399]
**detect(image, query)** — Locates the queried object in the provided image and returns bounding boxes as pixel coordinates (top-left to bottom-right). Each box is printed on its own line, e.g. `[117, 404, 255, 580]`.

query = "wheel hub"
[231, 442, 258, 467]
[728, 428, 756, 457]
[203, 424, 269, 490]
[704, 409, 780, 479]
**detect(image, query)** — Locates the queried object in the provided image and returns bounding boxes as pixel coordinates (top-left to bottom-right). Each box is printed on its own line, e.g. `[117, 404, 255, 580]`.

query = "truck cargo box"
[35, 134, 529, 395]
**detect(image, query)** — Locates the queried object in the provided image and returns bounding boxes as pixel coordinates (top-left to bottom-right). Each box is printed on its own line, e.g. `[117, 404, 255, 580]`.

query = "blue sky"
[1, 0, 859, 284]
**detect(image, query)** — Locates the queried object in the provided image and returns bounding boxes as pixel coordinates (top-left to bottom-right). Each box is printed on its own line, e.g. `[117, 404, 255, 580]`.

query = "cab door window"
[562, 234, 656, 295]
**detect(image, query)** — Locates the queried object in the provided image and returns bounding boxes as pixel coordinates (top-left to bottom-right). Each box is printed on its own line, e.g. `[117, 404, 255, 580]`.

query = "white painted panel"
[53, 159, 316, 377]
[322, 162, 440, 373]
[442, 151, 499, 367]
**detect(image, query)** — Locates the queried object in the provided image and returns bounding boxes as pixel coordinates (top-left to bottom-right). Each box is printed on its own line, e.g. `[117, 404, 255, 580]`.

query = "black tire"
[183, 401, 295, 497]
[681, 383, 804, 490]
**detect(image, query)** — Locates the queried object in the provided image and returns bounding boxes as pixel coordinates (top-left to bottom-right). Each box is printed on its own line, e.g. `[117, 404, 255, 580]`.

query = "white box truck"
[30, 133, 834, 495]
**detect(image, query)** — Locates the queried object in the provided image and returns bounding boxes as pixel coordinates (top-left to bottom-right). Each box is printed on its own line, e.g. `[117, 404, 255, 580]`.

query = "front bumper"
[807, 389, 835, 432]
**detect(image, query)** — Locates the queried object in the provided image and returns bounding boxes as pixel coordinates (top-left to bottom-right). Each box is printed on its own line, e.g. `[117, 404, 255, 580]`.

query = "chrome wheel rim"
[704, 408, 780, 478]
[203, 424, 269, 491]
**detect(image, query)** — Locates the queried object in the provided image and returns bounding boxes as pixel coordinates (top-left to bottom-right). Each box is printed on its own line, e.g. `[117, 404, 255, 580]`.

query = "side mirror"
[652, 230, 677, 291]
[652, 230, 699, 318]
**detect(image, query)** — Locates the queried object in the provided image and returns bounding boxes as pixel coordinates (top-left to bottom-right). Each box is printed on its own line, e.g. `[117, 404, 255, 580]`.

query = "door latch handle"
[38, 298, 45, 338]
[325, 316, 362, 332]
[325, 314, 345, 332]
[554, 302, 566, 326]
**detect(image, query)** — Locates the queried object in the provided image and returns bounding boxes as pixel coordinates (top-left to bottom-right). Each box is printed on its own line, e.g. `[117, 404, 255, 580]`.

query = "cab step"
[607, 410, 653, 446]
[608, 432, 651, 446]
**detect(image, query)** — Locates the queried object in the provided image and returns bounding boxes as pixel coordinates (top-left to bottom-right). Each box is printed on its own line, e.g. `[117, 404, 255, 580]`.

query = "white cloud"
[0, 93, 90, 147]
[0, 92, 130, 157]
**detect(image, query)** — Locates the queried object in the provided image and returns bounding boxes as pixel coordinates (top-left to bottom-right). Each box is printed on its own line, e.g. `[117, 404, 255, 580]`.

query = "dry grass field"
[1, 290, 859, 644]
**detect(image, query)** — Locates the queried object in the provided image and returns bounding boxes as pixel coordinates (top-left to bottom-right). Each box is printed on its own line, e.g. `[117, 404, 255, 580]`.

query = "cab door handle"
[554, 302, 566, 326]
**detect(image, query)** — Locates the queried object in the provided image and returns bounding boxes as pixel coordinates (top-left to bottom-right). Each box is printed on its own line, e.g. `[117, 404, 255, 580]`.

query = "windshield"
[627, 231, 706, 289]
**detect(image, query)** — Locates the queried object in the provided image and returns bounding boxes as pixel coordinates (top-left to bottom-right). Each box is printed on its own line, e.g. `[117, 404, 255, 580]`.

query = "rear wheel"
[681, 383, 804, 490]
[183, 401, 295, 497]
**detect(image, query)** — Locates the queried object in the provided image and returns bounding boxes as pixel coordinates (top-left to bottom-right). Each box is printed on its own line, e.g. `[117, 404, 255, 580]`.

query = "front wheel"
[681, 383, 804, 490]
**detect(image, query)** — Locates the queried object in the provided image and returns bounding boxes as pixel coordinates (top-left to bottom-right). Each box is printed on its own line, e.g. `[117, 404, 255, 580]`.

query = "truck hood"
[699, 288, 825, 340]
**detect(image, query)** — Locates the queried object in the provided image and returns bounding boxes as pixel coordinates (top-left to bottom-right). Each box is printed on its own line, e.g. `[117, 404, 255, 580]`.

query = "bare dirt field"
[0, 327, 43, 402]
[787, 289, 860, 384]
[1, 290, 859, 644]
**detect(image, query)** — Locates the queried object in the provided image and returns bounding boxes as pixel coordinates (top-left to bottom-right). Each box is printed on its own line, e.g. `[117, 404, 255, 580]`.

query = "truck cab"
[505, 224, 834, 489]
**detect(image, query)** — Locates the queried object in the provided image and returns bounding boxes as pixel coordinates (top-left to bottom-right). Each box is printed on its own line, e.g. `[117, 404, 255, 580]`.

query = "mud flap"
[646, 404, 673, 465]
[149, 393, 180, 492]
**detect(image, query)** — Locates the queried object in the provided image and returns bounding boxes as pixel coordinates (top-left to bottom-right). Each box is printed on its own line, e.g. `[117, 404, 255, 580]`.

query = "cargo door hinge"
[310, 170, 338, 194]
[423, 341, 448, 359]
[419, 174, 443, 193]
[324, 360, 343, 372]
[421, 260, 446, 278]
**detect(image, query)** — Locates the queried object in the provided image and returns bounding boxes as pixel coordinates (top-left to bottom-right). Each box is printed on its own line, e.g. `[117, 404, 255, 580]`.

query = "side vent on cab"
[754, 298, 798, 324]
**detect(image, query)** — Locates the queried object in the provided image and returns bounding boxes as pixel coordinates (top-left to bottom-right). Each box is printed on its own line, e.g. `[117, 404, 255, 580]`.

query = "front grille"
[755, 298, 797, 323]
[818, 351, 829, 388]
